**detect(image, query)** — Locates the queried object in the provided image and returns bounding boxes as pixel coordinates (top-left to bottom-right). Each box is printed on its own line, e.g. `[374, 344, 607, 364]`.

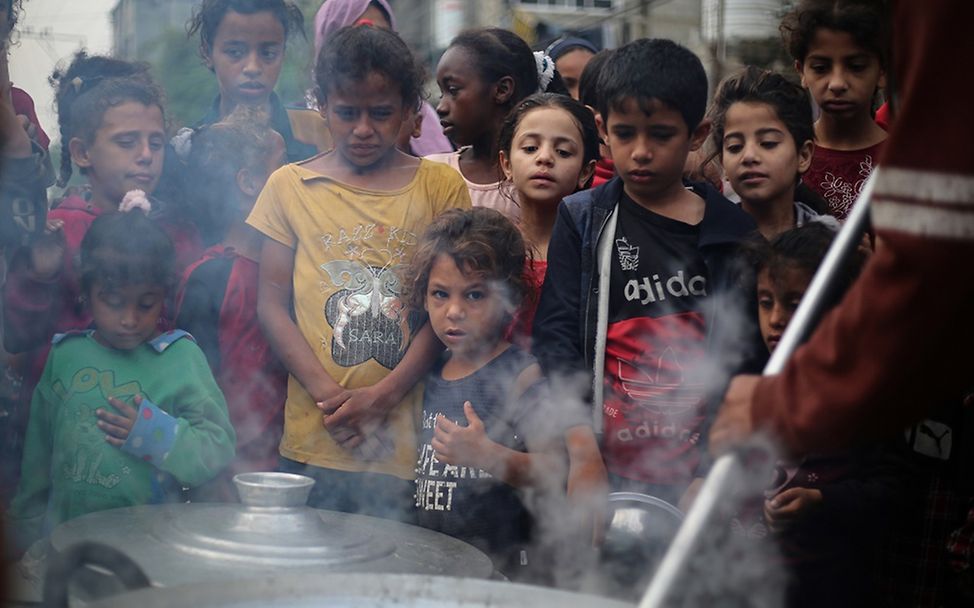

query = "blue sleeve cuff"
[121, 397, 181, 465]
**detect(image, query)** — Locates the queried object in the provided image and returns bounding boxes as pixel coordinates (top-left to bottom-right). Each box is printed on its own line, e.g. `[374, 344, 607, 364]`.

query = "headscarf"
[314, 0, 397, 60]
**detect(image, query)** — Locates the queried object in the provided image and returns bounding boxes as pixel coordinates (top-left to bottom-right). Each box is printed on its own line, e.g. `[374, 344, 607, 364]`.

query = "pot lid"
[50, 473, 494, 585]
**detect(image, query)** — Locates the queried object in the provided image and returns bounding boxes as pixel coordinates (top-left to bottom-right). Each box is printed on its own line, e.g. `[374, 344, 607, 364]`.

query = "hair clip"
[355, 18, 375, 27]
[170, 127, 195, 161]
[119, 190, 152, 215]
[70, 76, 84, 93]
[534, 51, 555, 93]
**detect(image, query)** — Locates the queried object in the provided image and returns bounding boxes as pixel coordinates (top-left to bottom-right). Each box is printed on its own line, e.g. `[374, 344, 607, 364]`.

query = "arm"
[257, 236, 343, 402]
[174, 258, 234, 372]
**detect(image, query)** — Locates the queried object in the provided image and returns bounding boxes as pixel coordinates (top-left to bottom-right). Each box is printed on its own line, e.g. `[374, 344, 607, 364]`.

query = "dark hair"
[706, 66, 814, 166]
[314, 24, 422, 108]
[80, 211, 176, 296]
[402, 208, 528, 322]
[780, 0, 891, 68]
[746, 222, 864, 313]
[598, 38, 708, 132]
[498, 92, 601, 182]
[51, 51, 166, 187]
[577, 49, 614, 110]
[185, 105, 279, 239]
[545, 36, 599, 62]
[189, 0, 305, 54]
[448, 27, 540, 112]
[2, 0, 22, 38]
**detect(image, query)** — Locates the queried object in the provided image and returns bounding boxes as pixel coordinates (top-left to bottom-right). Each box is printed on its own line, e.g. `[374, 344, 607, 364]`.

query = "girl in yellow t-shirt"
[247, 24, 471, 520]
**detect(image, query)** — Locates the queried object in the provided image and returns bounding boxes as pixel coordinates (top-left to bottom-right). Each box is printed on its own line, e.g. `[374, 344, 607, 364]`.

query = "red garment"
[750, 0, 974, 454]
[802, 142, 884, 221]
[591, 157, 616, 188]
[875, 102, 891, 131]
[506, 259, 547, 349]
[11, 86, 50, 150]
[176, 246, 286, 472]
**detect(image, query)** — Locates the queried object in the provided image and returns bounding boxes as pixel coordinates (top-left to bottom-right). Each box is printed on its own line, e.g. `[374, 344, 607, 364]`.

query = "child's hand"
[96, 395, 141, 447]
[319, 386, 393, 449]
[29, 219, 65, 280]
[431, 402, 496, 470]
[763, 487, 823, 532]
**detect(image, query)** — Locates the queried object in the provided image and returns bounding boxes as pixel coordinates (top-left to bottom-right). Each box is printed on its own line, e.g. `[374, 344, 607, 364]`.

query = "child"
[545, 36, 599, 101]
[246, 24, 471, 519]
[2, 53, 200, 362]
[497, 92, 599, 342]
[742, 223, 906, 607]
[577, 49, 616, 189]
[427, 27, 548, 222]
[533, 39, 759, 506]
[780, 0, 889, 220]
[403, 207, 562, 577]
[188, 0, 331, 162]
[7, 209, 235, 553]
[175, 105, 287, 484]
[708, 66, 839, 240]
[312, 0, 451, 156]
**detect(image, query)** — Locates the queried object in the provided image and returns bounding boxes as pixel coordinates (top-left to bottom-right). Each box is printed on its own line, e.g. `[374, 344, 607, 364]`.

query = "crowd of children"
[0, 0, 970, 604]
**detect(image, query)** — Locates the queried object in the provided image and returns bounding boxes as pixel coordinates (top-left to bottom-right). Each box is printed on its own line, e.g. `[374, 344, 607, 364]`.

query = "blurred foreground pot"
[40, 472, 493, 601]
[79, 572, 635, 608]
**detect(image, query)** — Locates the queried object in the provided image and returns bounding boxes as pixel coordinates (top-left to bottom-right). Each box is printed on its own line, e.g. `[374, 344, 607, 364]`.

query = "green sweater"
[8, 330, 235, 550]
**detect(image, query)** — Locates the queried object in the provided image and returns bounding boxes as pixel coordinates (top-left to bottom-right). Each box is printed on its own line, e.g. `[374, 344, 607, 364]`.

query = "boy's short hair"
[597, 38, 708, 133]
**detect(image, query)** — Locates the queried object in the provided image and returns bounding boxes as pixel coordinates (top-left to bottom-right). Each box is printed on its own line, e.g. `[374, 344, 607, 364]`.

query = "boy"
[533, 39, 759, 505]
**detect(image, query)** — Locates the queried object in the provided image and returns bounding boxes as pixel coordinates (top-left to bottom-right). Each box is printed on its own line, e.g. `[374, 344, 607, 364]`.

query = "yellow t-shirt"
[247, 158, 472, 479]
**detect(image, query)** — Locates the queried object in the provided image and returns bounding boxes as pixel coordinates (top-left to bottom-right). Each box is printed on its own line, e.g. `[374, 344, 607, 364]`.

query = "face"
[358, 4, 392, 29]
[721, 101, 813, 209]
[799, 28, 885, 121]
[500, 106, 594, 208]
[602, 97, 708, 206]
[435, 46, 497, 146]
[205, 10, 285, 110]
[425, 254, 506, 363]
[757, 265, 811, 353]
[71, 102, 166, 208]
[90, 282, 166, 351]
[555, 48, 595, 100]
[322, 71, 407, 171]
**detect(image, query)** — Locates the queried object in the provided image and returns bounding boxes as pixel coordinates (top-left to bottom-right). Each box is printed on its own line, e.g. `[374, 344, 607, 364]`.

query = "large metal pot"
[22, 472, 493, 602]
[80, 572, 635, 608]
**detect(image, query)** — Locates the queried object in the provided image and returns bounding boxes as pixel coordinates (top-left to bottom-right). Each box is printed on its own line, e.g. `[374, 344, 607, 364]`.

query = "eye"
[520, 145, 538, 154]
[757, 296, 773, 310]
[556, 148, 575, 158]
[611, 128, 634, 141]
[760, 141, 780, 150]
[149, 137, 165, 151]
[115, 137, 136, 149]
[430, 289, 448, 299]
[809, 63, 829, 74]
[724, 143, 743, 154]
[447, 86, 460, 97]
[261, 48, 280, 61]
[223, 47, 244, 60]
[335, 108, 356, 121]
[465, 290, 485, 301]
[369, 108, 393, 121]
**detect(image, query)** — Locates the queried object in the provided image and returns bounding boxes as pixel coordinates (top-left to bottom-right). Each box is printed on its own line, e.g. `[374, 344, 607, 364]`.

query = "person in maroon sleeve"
[711, 0, 974, 462]
[175, 105, 288, 492]
[783, 0, 890, 221]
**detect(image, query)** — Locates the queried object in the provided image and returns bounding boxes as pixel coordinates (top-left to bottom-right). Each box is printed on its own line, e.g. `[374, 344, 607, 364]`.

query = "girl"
[3, 53, 200, 360]
[312, 0, 451, 156]
[176, 105, 287, 486]
[780, 0, 889, 220]
[427, 27, 551, 222]
[188, 0, 330, 162]
[8, 209, 234, 554]
[741, 223, 907, 607]
[246, 24, 470, 519]
[709, 66, 838, 240]
[497, 92, 599, 340]
[402, 207, 562, 578]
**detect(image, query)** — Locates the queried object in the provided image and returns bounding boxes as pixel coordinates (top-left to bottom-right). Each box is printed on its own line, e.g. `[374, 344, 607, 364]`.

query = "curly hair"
[50, 51, 165, 187]
[780, 0, 891, 67]
[314, 24, 422, 109]
[401, 208, 529, 322]
[189, 0, 305, 55]
[80, 210, 176, 297]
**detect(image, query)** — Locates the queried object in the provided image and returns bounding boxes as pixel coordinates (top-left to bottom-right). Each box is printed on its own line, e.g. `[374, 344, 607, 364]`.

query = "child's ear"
[201, 45, 215, 72]
[795, 60, 806, 87]
[498, 150, 513, 181]
[797, 139, 814, 175]
[577, 159, 597, 190]
[411, 108, 424, 139]
[236, 168, 262, 199]
[595, 112, 607, 142]
[493, 76, 515, 106]
[69, 137, 92, 169]
[689, 119, 711, 152]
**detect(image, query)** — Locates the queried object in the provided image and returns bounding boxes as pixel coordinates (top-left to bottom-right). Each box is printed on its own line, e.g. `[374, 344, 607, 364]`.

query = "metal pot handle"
[42, 541, 152, 607]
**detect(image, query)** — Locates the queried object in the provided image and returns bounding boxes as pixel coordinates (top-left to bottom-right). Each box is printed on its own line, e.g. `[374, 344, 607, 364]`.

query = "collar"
[148, 330, 195, 352]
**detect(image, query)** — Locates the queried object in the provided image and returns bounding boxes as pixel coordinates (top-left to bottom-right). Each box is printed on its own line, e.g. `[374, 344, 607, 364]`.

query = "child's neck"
[220, 97, 271, 120]
[814, 111, 886, 151]
[742, 195, 795, 241]
[519, 198, 559, 260]
[441, 340, 511, 381]
[627, 180, 705, 225]
[457, 132, 503, 185]
[222, 220, 263, 261]
[307, 149, 420, 191]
